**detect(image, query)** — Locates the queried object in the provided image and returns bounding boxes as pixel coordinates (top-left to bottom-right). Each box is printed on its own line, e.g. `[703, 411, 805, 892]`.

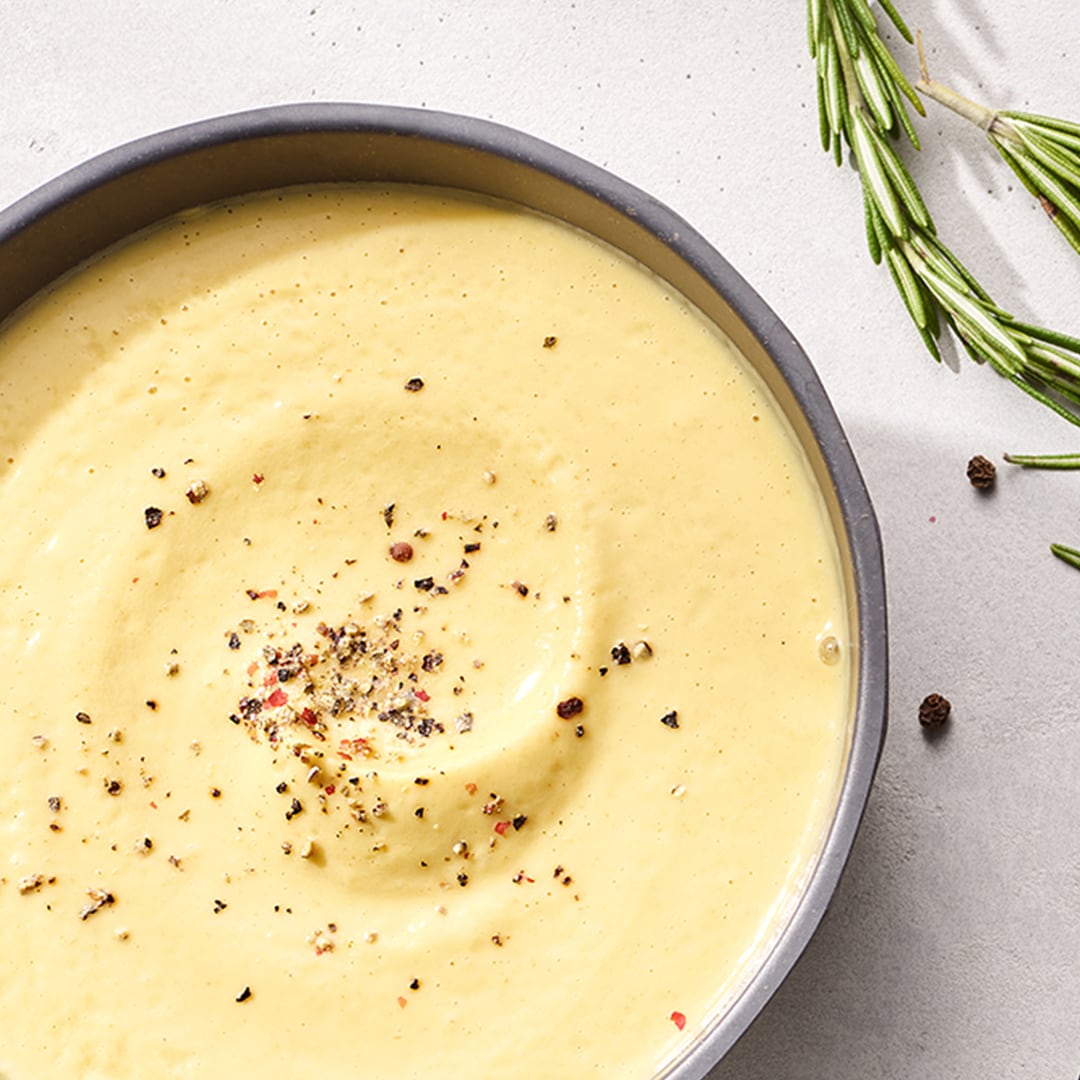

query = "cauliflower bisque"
[0, 185, 851, 1078]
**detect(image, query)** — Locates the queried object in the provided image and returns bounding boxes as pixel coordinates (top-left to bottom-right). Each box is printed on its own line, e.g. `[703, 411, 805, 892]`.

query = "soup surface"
[0, 185, 850, 1078]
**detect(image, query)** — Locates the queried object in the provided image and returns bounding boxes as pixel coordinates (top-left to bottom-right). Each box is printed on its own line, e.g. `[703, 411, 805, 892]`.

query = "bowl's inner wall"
[0, 118, 885, 1079]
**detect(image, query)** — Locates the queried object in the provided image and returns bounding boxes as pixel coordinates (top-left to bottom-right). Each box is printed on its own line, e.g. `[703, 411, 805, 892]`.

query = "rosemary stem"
[916, 77, 999, 132]
[914, 31, 1000, 133]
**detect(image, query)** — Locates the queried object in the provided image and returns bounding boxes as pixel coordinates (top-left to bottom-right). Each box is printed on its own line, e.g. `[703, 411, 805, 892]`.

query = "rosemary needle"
[810, 0, 1080, 426]
[1003, 452, 1080, 469]
[1050, 543, 1080, 571]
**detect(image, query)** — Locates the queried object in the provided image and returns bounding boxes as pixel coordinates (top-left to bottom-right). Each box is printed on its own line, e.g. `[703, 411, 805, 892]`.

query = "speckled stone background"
[3, 2, 1078, 1076]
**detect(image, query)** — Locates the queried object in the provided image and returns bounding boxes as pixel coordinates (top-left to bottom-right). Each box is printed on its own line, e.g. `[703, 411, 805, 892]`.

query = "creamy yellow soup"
[0, 185, 850, 1078]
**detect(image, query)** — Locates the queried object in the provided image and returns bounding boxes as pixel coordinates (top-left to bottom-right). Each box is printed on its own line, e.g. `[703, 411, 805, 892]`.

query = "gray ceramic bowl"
[0, 104, 887, 1077]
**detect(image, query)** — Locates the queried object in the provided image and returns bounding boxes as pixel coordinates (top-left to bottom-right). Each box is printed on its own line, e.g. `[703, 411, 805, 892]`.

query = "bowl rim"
[0, 103, 888, 1078]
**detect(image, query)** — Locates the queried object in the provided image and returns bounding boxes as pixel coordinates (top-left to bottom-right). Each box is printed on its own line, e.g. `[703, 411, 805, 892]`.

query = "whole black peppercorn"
[918, 693, 951, 728]
[556, 696, 584, 720]
[966, 455, 996, 490]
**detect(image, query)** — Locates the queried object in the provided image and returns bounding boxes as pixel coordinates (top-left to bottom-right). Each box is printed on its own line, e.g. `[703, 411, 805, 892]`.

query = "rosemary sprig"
[809, 0, 1080, 426]
[916, 37, 1080, 257]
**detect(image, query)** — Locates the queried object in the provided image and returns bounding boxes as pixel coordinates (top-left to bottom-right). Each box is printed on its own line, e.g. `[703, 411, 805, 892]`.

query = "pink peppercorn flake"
[266, 688, 288, 708]
[390, 541, 414, 563]
[494, 820, 511, 836]
[670, 1011, 687, 1031]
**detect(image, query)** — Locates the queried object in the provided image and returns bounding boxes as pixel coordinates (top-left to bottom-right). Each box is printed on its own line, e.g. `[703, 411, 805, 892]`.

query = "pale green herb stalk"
[809, 0, 1080, 427]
